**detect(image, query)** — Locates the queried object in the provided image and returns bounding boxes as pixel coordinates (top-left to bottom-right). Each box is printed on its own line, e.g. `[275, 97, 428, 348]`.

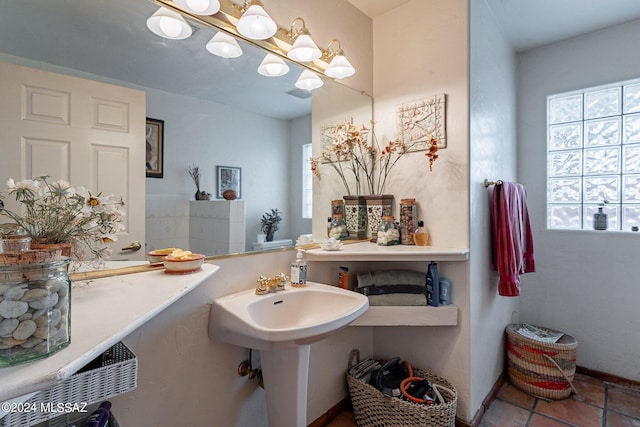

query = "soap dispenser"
[593, 202, 608, 231]
[290, 250, 307, 287]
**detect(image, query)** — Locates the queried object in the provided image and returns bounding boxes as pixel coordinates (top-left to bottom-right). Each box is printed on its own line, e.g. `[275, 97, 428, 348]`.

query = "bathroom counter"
[0, 262, 219, 403]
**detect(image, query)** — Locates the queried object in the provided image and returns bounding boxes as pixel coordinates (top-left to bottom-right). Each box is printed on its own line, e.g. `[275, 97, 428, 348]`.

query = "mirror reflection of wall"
[0, 0, 371, 258]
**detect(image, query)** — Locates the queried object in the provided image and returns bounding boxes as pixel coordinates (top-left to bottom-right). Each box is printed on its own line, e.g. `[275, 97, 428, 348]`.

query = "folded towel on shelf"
[367, 294, 427, 306]
[491, 181, 535, 297]
[361, 285, 426, 296]
[357, 270, 425, 288]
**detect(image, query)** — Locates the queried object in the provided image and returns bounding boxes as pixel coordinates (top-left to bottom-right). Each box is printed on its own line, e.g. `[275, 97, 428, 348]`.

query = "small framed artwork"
[145, 118, 164, 178]
[217, 165, 241, 199]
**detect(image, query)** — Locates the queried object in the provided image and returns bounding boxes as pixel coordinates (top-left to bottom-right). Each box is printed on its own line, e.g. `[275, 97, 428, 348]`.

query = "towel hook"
[484, 179, 503, 187]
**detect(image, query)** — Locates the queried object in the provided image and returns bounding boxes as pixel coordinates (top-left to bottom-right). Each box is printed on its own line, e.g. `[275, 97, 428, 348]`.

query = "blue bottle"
[426, 261, 439, 307]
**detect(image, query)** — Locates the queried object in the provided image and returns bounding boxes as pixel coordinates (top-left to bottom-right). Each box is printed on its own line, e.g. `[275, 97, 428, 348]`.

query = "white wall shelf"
[350, 305, 458, 326]
[304, 242, 466, 327]
[304, 242, 469, 262]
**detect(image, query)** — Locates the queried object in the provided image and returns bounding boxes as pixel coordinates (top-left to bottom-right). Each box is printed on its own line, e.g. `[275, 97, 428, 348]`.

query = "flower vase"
[343, 196, 367, 239]
[365, 195, 394, 242]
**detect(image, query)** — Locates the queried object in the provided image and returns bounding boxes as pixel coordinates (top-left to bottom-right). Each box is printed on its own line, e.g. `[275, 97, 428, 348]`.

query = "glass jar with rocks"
[329, 214, 349, 240]
[377, 215, 400, 246]
[0, 257, 71, 366]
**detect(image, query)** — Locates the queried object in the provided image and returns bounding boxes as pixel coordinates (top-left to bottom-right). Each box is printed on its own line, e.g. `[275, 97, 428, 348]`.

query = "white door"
[0, 61, 146, 260]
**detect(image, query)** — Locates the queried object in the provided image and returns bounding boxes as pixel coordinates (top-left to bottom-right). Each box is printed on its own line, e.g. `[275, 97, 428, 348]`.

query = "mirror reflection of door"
[0, 61, 146, 261]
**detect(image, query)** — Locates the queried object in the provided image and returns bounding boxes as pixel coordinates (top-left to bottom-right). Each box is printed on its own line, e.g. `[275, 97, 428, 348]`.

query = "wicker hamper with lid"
[506, 323, 577, 400]
[347, 361, 457, 427]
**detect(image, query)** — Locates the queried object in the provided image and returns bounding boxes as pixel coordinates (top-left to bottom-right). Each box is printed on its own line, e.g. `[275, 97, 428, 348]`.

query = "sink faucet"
[255, 273, 288, 295]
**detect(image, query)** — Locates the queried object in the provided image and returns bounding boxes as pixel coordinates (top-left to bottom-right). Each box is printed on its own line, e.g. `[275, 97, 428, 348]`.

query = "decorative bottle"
[399, 198, 417, 245]
[377, 215, 400, 246]
[290, 250, 307, 287]
[412, 220, 430, 246]
[593, 204, 608, 230]
[329, 214, 349, 240]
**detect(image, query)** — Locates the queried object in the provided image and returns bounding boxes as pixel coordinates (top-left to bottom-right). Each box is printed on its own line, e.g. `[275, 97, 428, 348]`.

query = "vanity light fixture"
[257, 53, 290, 77]
[236, 0, 277, 40]
[295, 69, 324, 91]
[174, 0, 220, 15]
[146, 6, 193, 40]
[323, 39, 355, 79]
[206, 31, 243, 58]
[286, 18, 321, 63]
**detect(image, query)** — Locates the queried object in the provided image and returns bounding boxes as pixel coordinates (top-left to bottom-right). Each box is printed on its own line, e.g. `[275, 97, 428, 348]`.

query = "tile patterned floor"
[325, 373, 640, 427]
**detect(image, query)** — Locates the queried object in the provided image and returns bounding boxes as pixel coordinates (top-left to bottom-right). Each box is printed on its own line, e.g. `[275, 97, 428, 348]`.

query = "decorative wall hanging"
[397, 93, 447, 149]
[146, 117, 164, 178]
[217, 165, 241, 199]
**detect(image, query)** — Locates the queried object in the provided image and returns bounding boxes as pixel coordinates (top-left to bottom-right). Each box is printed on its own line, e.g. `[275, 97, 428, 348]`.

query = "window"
[547, 79, 640, 231]
[302, 143, 313, 218]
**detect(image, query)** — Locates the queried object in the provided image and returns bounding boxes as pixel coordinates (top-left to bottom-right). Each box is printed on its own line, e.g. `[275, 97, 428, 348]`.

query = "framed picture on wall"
[146, 118, 164, 178]
[217, 166, 241, 199]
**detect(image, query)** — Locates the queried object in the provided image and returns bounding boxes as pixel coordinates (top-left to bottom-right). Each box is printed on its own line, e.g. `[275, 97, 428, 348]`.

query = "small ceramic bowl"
[147, 251, 170, 264]
[163, 253, 205, 274]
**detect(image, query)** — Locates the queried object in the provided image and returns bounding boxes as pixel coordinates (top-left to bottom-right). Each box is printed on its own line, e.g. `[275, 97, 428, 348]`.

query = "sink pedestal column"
[260, 345, 311, 427]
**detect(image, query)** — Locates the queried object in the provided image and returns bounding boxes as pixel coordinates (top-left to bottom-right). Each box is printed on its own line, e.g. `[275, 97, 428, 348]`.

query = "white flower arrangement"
[0, 176, 125, 266]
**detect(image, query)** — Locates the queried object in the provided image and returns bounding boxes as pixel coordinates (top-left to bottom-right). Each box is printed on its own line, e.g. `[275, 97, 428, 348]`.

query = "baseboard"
[307, 397, 350, 427]
[459, 370, 506, 427]
[576, 365, 640, 388]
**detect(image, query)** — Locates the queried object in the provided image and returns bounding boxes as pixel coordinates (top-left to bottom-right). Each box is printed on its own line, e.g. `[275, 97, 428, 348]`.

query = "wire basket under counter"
[1, 342, 137, 427]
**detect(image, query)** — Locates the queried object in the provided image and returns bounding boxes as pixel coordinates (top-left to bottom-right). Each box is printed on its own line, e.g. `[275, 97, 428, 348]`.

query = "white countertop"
[0, 262, 219, 403]
[304, 241, 470, 262]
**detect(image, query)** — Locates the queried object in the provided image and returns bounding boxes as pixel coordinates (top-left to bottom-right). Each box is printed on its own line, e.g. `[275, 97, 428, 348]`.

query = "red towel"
[491, 181, 535, 296]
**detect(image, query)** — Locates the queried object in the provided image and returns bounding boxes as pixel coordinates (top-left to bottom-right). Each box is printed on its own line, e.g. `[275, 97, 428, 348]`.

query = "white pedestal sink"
[209, 282, 369, 427]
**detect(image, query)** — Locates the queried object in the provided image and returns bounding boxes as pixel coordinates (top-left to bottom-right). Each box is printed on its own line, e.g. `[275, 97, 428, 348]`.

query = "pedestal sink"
[209, 282, 368, 427]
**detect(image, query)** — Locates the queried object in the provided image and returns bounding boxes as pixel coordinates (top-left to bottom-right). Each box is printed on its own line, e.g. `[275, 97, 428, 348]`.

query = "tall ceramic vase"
[365, 195, 394, 242]
[343, 196, 367, 239]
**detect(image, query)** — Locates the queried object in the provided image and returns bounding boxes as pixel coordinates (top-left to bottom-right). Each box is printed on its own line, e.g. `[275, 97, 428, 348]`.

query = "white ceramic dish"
[163, 254, 205, 274]
[146, 251, 168, 264]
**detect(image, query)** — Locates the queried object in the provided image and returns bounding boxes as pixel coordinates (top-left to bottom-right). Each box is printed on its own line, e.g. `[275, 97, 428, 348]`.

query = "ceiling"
[348, 0, 640, 52]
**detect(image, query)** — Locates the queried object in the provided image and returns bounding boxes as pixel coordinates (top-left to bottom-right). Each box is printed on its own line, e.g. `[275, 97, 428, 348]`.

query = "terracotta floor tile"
[479, 399, 530, 427]
[606, 411, 640, 427]
[572, 378, 605, 407]
[574, 373, 605, 387]
[325, 410, 357, 427]
[497, 382, 536, 410]
[608, 386, 640, 418]
[535, 398, 603, 427]
[528, 413, 574, 427]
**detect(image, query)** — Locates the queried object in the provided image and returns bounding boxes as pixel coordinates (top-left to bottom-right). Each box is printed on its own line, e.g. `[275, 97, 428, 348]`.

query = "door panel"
[0, 61, 146, 260]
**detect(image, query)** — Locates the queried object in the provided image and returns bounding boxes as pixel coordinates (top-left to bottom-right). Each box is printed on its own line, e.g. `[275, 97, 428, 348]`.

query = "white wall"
[517, 19, 640, 381]
[110, 252, 373, 426]
[368, 0, 473, 420]
[469, 0, 520, 416]
[144, 88, 294, 252]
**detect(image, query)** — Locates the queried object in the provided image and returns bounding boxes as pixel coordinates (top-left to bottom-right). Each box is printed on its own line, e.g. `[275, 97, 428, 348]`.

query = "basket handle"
[543, 354, 578, 395]
[348, 349, 361, 370]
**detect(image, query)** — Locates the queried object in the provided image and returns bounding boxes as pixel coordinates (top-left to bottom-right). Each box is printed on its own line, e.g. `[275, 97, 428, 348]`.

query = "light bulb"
[146, 7, 192, 40]
[287, 34, 321, 63]
[325, 54, 356, 79]
[237, 5, 277, 40]
[175, 0, 221, 15]
[295, 70, 323, 91]
[257, 53, 290, 77]
[206, 32, 243, 58]
[159, 16, 182, 38]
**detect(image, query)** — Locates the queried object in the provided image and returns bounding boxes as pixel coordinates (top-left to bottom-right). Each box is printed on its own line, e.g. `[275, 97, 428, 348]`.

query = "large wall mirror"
[0, 0, 371, 260]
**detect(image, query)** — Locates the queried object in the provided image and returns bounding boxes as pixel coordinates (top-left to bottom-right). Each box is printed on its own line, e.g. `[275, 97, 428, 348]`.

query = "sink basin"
[209, 281, 368, 427]
[209, 281, 368, 350]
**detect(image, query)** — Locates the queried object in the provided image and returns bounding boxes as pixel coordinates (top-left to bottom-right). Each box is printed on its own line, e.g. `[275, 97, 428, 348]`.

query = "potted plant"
[260, 208, 282, 242]
[0, 176, 125, 267]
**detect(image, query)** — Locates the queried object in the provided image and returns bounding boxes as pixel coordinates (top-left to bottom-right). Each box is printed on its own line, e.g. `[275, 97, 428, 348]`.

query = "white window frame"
[547, 78, 640, 231]
[302, 143, 313, 219]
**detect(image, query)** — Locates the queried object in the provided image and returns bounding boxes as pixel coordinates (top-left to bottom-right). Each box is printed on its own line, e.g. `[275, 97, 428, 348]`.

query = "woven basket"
[0, 342, 137, 427]
[348, 362, 457, 427]
[506, 323, 577, 400]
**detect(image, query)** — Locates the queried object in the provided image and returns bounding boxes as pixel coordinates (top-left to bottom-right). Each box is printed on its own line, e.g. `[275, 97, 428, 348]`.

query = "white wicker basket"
[1, 342, 136, 427]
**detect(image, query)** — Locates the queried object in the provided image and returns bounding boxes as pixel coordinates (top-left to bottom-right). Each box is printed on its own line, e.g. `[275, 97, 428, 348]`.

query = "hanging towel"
[491, 181, 535, 296]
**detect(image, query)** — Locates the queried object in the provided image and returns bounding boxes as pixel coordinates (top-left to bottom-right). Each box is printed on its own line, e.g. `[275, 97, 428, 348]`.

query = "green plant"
[260, 208, 283, 240]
